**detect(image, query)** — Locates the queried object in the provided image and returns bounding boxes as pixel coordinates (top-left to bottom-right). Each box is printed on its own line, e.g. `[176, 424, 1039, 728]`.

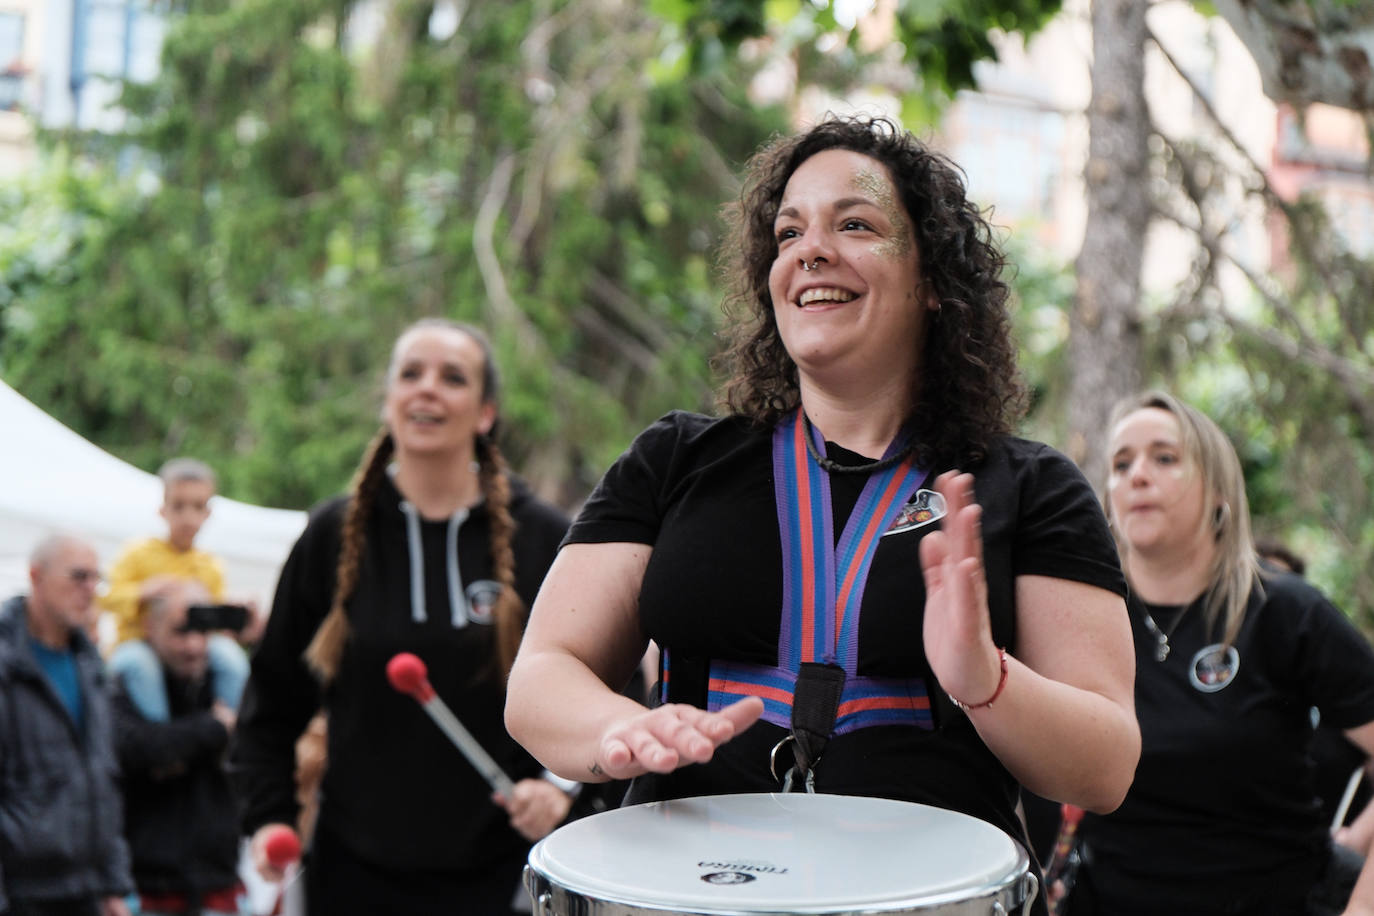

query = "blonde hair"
[1106, 390, 1260, 648]
[304, 320, 526, 684]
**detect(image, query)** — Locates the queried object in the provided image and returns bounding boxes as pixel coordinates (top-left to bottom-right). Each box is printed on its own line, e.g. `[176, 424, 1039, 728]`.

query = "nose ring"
[801, 258, 823, 272]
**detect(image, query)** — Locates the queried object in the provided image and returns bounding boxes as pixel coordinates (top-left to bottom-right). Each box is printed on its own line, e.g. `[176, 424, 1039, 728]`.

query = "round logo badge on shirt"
[465, 580, 502, 625]
[1188, 644, 1240, 693]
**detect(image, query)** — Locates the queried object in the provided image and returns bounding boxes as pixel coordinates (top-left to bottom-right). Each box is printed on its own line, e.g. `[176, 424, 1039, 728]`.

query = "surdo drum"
[524, 793, 1038, 915]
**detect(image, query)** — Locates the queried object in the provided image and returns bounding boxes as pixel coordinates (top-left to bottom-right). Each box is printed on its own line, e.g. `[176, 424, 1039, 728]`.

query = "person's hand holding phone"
[183, 603, 250, 633]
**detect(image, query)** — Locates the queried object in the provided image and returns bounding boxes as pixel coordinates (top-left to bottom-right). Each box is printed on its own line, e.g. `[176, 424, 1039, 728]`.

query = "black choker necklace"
[802, 414, 915, 475]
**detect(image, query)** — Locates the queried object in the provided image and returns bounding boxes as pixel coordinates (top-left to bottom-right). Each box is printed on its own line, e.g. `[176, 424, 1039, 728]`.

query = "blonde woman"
[1070, 391, 1374, 915]
[232, 320, 572, 915]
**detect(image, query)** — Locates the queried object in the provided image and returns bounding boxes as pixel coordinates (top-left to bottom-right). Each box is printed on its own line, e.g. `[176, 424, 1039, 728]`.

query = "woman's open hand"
[918, 471, 1003, 708]
[592, 697, 764, 781]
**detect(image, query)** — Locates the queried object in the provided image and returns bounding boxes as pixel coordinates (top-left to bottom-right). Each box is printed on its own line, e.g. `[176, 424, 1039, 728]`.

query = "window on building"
[946, 95, 1066, 223]
[0, 12, 25, 112]
[1319, 185, 1374, 257]
[74, 0, 165, 83]
[70, 0, 167, 129]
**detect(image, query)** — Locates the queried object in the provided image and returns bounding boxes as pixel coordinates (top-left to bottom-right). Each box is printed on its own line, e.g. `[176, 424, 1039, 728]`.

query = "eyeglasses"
[66, 568, 103, 586]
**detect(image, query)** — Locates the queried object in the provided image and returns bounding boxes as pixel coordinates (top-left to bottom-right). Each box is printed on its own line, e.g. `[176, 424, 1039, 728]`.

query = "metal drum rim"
[524, 793, 1036, 916]
[525, 873, 1035, 916]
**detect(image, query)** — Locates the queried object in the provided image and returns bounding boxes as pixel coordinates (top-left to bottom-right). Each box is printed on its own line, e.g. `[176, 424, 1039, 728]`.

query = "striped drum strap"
[696, 410, 932, 784]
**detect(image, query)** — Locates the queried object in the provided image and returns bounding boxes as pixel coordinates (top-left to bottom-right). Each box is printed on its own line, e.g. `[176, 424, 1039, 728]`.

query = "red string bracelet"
[950, 647, 1009, 712]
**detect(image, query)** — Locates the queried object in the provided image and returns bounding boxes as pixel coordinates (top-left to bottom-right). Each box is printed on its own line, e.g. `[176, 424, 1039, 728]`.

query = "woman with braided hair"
[232, 319, 572, 915]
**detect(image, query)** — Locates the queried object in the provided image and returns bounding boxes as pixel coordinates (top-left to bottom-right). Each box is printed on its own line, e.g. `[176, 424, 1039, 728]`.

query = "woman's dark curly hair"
[717, 115, 1026, 468]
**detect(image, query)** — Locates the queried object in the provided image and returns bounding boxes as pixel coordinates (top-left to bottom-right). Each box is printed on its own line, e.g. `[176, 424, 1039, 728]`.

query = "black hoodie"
[232, 472, 569, 873]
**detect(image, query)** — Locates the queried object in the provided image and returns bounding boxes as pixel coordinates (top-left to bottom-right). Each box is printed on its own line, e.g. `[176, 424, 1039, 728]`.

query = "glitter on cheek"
[852, 168, 913, 260]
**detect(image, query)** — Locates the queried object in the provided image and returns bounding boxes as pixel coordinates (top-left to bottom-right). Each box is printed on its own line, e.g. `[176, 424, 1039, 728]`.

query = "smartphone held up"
[182, 603, 250, 633]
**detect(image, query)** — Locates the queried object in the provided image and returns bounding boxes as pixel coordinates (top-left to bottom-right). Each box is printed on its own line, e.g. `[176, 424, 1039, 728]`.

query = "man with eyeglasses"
[0, 534, 134, 916]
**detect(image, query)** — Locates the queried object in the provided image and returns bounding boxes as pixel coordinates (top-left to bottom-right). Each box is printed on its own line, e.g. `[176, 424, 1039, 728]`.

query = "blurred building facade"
[1269, 101, 1374, 263]
[0, 0, 165, 177]
[769, 0, 1372, 308]
[941, 0, 1278, 301]
[938, 0, 1372, 298]
[0, 0, 43, 178]
[2, 1, 1369, 282]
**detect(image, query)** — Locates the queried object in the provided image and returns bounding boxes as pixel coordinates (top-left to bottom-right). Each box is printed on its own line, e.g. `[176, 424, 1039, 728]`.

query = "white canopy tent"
[0, 380, 307, 622]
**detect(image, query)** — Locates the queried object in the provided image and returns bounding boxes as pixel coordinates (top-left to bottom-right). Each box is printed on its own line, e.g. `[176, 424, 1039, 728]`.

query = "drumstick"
[386, 652, 516, 797]
[1333, 766, 1365, 831]
[1048, 804, 1083, 870]
[262, 824, 304, 914]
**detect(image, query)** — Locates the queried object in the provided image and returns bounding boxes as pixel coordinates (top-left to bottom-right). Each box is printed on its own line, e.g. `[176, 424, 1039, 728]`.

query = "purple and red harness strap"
[661, 411, 935, 785]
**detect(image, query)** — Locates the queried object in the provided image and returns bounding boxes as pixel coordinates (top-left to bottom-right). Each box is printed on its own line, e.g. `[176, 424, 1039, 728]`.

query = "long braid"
[304, 429, 395, 683]
[476, 434, 524, 682]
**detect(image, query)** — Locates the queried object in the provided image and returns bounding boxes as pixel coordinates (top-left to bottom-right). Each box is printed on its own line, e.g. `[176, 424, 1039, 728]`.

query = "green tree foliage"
[657, 0, 1061, 126]
[0, 0, 1064, 512]
[0, 0, 791, 508]
[890, 0, 1062, 95]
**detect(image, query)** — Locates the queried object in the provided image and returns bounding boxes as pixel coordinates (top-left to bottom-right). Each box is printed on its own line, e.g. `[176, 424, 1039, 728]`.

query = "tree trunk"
[1065, 0, 1149, 488]
[1214, 0, 1374, 112]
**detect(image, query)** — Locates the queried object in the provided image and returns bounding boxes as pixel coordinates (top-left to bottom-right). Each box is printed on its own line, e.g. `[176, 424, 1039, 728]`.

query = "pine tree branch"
[1147, 19, 1363, 342]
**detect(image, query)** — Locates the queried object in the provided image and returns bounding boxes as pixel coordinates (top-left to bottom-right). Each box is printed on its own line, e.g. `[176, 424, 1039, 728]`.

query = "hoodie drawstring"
[399, 501, 470, 626]
[400, 501, 426, 623]
[446, 511, 467, 627]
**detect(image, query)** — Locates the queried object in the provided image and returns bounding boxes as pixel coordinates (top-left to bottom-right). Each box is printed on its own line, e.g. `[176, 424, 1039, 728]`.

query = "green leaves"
[0, 0, 1058, 514]
[892, 0, 1060, 97]
[0, 0, 790, 508]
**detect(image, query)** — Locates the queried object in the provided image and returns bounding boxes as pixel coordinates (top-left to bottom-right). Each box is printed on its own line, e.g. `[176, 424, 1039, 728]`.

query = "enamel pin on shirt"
[883, 489, 947, 537]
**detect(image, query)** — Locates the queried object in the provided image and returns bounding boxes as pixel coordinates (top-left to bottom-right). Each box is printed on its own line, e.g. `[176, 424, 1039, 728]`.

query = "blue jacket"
[0, 595, 133, 908]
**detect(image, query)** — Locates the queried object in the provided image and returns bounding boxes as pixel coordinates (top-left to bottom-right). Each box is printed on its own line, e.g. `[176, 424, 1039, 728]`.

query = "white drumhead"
[527, 793, 1026, 913]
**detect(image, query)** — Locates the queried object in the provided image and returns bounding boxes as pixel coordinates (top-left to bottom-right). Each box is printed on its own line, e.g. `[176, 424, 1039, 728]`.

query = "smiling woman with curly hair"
[508, 115, 1139, 916]
[718, 115, 1024, 470]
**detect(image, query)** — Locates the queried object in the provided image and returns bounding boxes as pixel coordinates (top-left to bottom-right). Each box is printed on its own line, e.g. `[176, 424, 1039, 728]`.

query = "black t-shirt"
[1077, 571, 1374, 915]
[1312, 724, 1370, 828]
[566, 411, 1126, 874]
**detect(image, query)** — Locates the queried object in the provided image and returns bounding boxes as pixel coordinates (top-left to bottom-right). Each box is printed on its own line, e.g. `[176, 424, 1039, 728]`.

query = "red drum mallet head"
[386, 652, 435, 702]
[263, 825, 301, 869]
